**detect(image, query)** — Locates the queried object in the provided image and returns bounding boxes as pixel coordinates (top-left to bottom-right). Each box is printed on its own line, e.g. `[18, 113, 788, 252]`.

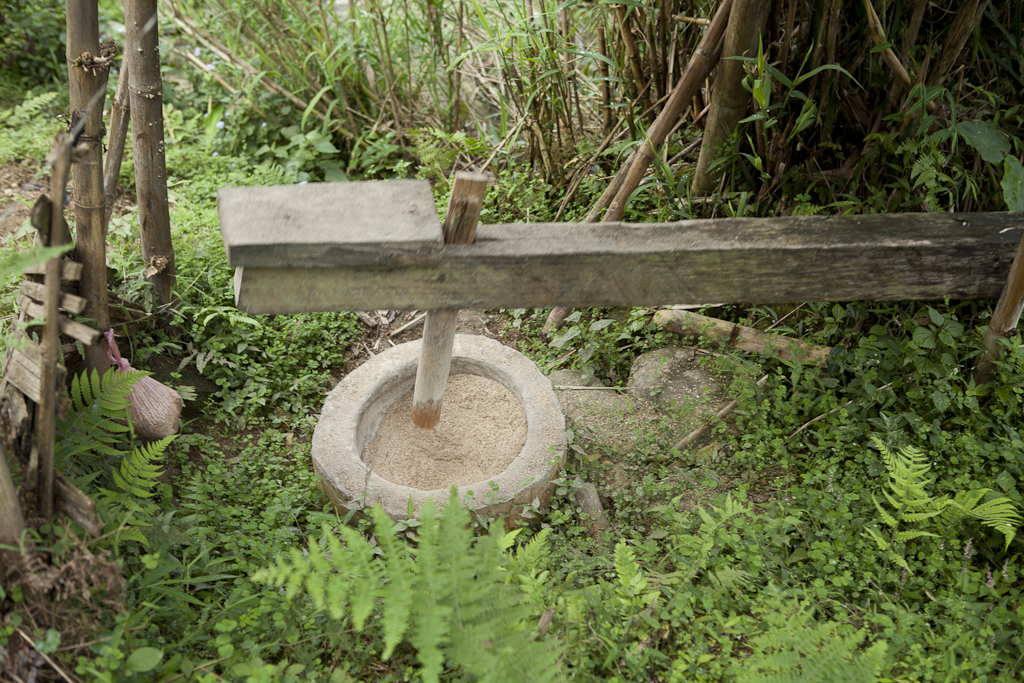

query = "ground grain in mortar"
[365, 373, 528, 490]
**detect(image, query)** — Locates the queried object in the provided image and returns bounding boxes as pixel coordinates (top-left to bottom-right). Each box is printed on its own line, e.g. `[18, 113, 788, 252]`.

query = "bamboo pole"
[690, 0, 768, 196]
[542, 0, 732, 334]
[66, 0, 111, 374]
[927, 0, 989, 88]
[597, 25, 613, 137]
[604, 0, 732, 221]
[974, 233, 1024, 386]
[616, 5, 653, 118]
[103, 63, 130, 231]
[125, 0, 176, 307]
[410, 172, 489, 429]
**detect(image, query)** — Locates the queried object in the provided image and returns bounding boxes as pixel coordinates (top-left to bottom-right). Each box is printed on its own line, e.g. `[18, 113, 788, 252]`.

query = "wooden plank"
[218, 180, 443, 268]
[6, 342, 67, 405]
[19, 281, 88, 314]
[16, 295, 102, 346]
[22, 260, 84, 280]
[55, 471, 103, 536]
[233, 212, 1024, 314]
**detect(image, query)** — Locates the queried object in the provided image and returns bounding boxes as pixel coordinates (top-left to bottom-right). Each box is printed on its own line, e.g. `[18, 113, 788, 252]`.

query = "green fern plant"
[57, 369, 175, 546]
[736, 586, 887, 683]
[254, 488, 564, 683]
[866, 438, 1022, 566]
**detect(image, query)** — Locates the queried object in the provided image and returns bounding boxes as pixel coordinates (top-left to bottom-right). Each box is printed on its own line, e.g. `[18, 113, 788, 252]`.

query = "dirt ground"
[0, 160, 50, 241]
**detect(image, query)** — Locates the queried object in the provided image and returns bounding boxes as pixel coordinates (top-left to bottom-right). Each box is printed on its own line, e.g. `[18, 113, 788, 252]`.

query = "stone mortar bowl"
[312, 334, 566, 524]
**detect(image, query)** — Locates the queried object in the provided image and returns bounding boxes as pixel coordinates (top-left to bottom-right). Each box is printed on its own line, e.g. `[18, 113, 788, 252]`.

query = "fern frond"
[337, 524, 380, 630]
[112, 436, 173, 499]
[371, 507, 414, 660]
[253, 489, 564, 683]
[893, 529, 937, 543]
[116, 527, 150, 547]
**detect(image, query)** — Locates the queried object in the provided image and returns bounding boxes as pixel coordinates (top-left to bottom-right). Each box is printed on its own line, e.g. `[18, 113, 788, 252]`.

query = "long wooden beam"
[231, 212, 1023, 314]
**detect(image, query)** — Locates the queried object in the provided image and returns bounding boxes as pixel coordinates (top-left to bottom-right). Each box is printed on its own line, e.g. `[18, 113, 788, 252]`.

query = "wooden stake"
[125, 0, 176, 307]
[66, 0, 111, 374]
[974, 232, 1024, 386]
[410, 172, 488, 429]
[36, 120, 76, 522]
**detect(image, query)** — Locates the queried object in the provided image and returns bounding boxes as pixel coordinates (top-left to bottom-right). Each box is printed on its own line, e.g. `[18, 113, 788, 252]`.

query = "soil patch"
[365, 373, 527, 490]
[0, 161, 50, 240]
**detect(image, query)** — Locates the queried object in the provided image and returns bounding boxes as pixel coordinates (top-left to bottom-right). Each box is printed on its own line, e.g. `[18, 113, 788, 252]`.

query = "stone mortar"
[312, 335, 566, 524]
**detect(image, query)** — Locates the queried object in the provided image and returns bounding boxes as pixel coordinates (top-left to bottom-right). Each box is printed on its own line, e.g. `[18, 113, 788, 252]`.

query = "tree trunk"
[690, 0, 769, 196]
[66, 0, 111, 373]
[125, 0, 176, 307]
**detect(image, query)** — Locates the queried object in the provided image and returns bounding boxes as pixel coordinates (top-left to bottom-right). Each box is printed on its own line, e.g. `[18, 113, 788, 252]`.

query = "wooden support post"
[974, 232, 1024, 386]
[410, 173, 488, 429]
[125, 0, 176, 306]
[66, 0, 111, 374]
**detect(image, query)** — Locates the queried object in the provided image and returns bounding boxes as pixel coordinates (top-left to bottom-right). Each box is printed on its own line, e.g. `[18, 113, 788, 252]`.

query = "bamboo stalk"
[411, 172, 489, 429]
[974, 232, 1024, 386]
[690, 0, 768, 196]
[597, 25, 612, 137]
[862, 0, 940, 116]
[617, 5, 652, 118]
[125, 0, 176, 307]
[66, 0, 111, 374]
[927, 0, 989, 88]
[605, 0, 732, 220]
[103, 64, 130, 231]
[543, 0, 733, 335]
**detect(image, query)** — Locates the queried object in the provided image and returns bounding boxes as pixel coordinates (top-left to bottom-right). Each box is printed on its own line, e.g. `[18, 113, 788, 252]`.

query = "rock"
[627, 346, 728, 417]
[550, 368, 659, 454]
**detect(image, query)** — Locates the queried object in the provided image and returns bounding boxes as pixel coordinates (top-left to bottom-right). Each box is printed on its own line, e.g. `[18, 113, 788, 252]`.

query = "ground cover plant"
[2, 1, 1024, 682]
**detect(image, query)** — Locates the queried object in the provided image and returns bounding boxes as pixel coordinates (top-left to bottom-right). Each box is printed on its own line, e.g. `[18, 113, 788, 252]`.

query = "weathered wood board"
[230, 211, 1024, 314]
[16, 295, 101, 346]
[218, 180, 443, 268]
[23, 259, 84, 280]
[6, 341, 69, 416]
[19, 281, 88, 314]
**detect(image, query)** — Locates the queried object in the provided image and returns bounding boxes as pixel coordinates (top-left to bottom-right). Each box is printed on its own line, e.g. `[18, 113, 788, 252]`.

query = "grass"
[2, 1, 1024, 681]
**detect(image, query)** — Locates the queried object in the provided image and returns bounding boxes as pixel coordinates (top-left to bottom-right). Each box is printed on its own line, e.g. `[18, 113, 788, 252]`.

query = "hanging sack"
[104, 329, 183, 439]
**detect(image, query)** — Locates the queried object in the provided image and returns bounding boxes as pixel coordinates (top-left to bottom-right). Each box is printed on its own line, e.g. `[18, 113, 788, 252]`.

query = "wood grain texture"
[218, 180, 443, 268]
[16, 295, 101, 346]
[19, 281, 88, 314]
[23, 260, 83, 280]
[6, 343, 67, 405]
[412, 172, 489, 429]
[234, 212, 1024, 314]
